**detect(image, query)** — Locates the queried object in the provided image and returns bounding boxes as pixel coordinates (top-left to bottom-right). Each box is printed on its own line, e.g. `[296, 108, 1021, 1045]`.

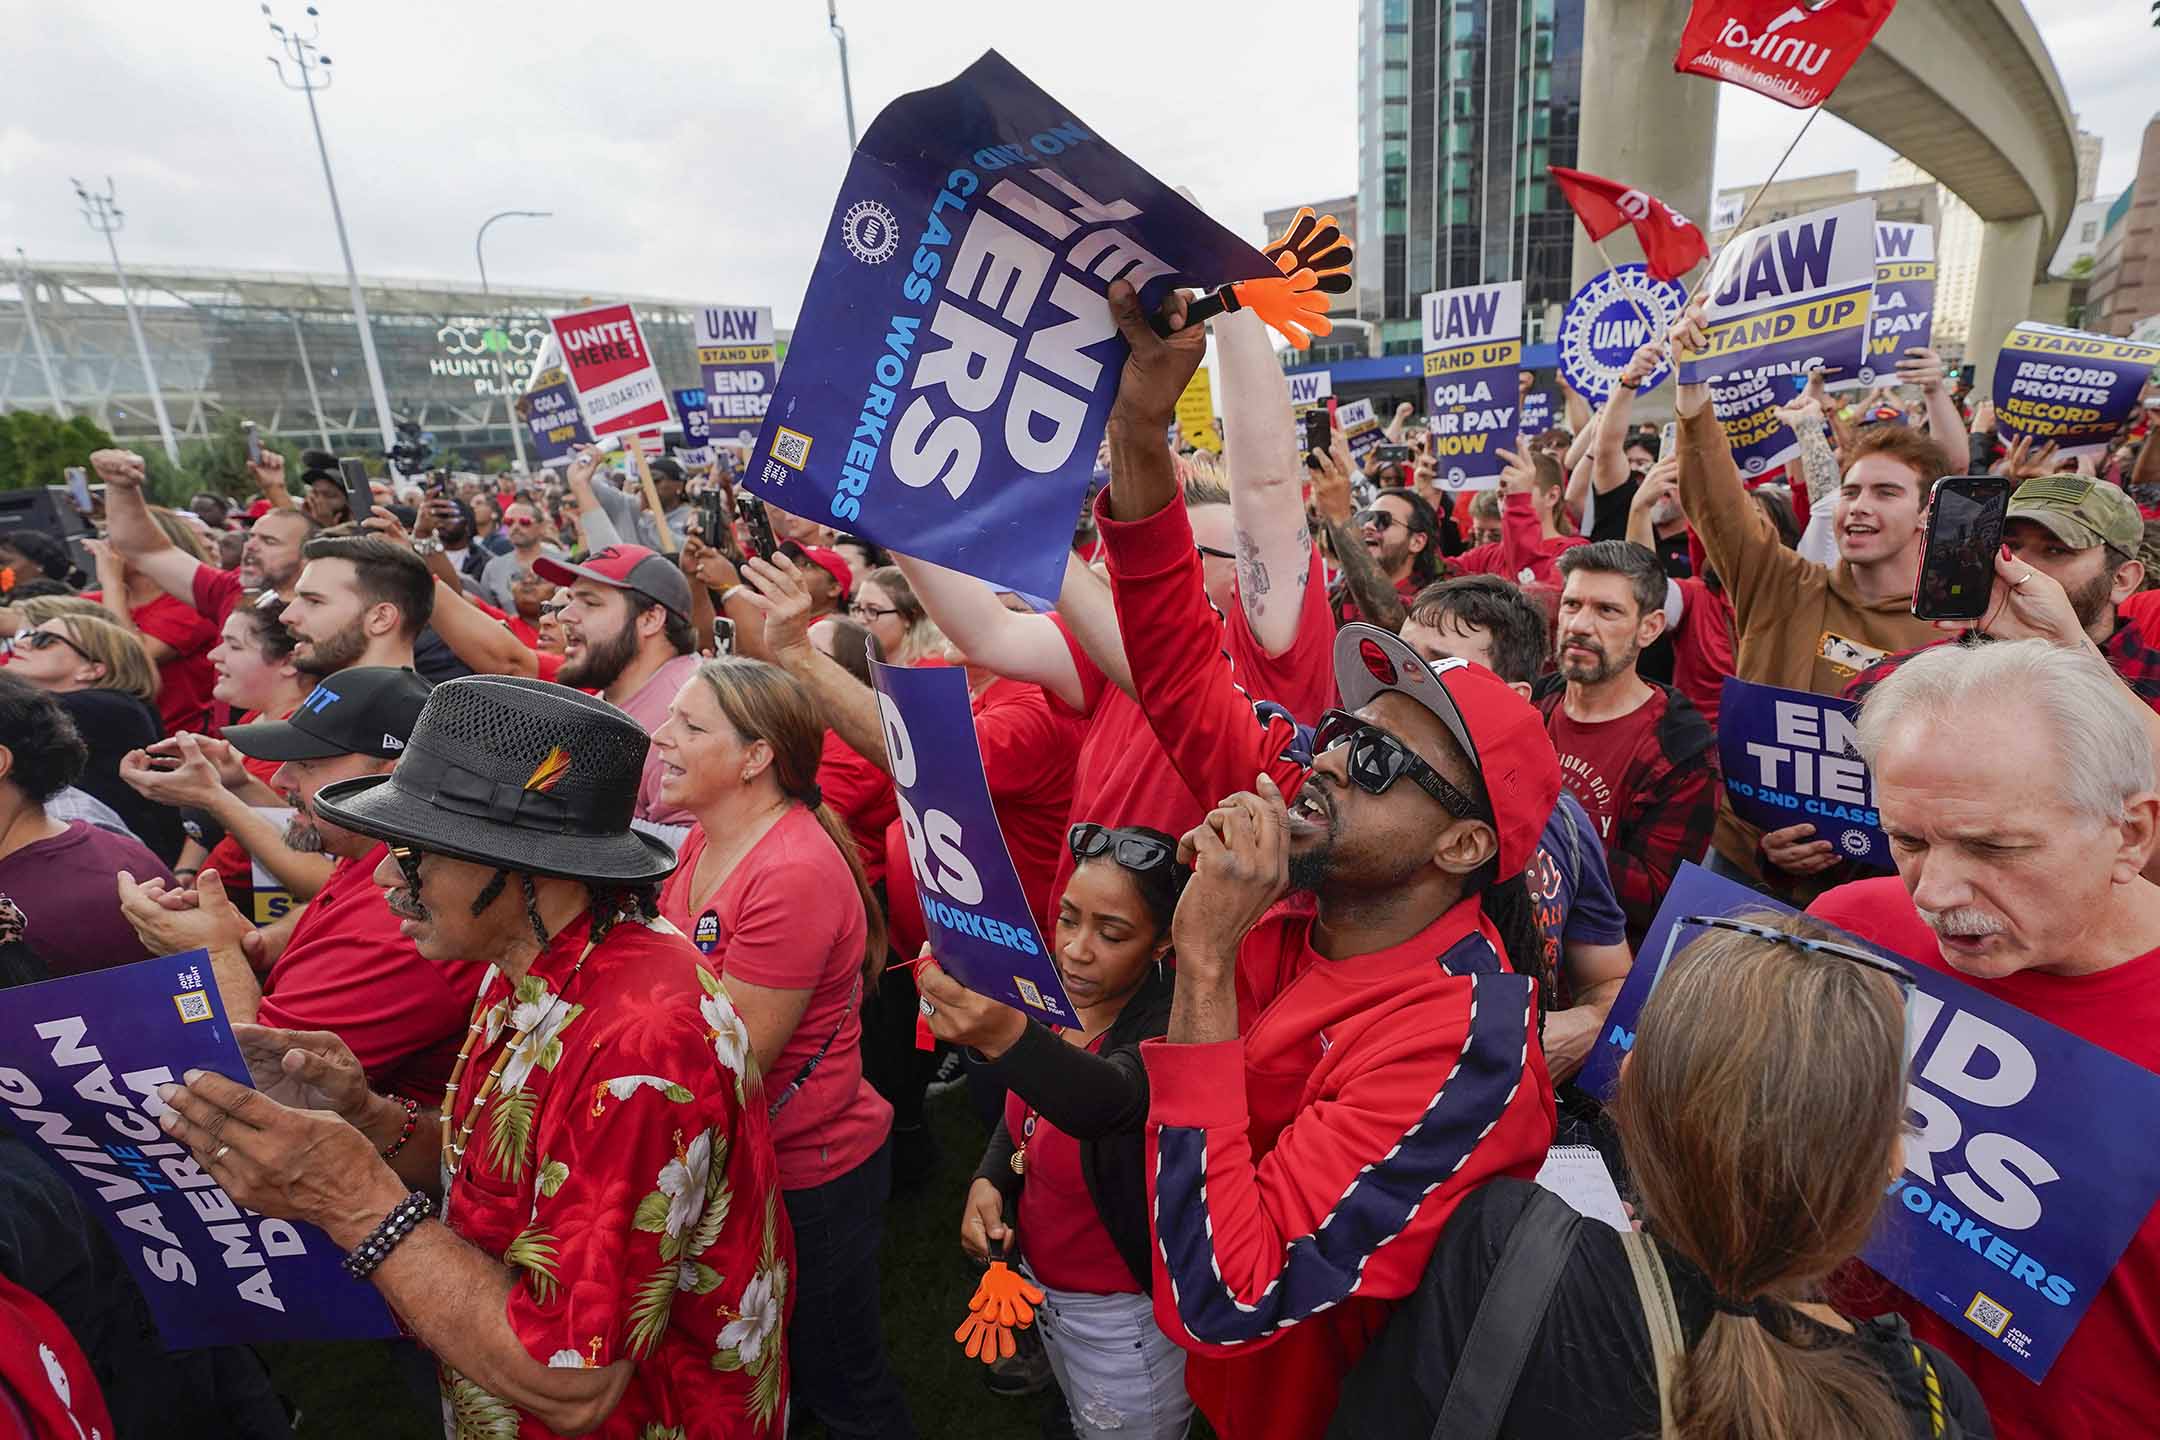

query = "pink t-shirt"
[615, 650, 703, 826]
[659, 806, 890, 1190]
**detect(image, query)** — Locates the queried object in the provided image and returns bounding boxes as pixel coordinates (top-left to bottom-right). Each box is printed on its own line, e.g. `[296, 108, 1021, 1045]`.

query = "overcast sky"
[3, 0, 2152, 325]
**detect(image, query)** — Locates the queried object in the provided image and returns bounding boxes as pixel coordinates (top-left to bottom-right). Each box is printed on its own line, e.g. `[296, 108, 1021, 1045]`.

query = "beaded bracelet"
[342, 1191, 432, 1280]
[379, 1095, 420, 1160]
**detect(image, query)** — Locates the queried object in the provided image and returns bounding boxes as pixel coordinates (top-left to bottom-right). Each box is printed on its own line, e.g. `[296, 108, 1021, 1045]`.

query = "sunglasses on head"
[1312, 708, 1482, 819]
[1067, 823, 1176, 875]
[1657, 914, 1920, 1055]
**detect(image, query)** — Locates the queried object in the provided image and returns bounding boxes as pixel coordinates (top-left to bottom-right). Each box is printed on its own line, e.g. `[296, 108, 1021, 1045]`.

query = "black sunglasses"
[1068, 823, 1176, 875]
[388, 843, 426, 894]
[1313, 708, 1481, 819]
[1353, 509, 1397, 532]
[19, 630, 91, 661]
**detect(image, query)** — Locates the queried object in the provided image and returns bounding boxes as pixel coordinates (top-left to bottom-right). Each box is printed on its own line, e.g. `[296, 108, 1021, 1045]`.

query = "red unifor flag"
[1547, 167, 1711, 283]
[1673, 0, 1898, 110]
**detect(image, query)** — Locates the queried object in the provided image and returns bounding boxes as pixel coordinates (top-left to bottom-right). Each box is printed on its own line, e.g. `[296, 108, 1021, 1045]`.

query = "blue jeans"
[783, 1140, 917, 1439]
[1025, 1268, 1192, 1440]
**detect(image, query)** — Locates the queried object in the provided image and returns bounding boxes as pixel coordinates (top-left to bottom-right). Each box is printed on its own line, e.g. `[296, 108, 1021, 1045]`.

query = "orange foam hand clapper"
[1148, 204, 1356, 350]
[952, 1260, 1043, 1364]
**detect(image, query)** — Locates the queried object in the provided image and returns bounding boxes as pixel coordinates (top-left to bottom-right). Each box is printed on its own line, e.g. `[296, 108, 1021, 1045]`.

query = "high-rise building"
[2088, 114, 2160, 337]
[1357, 0, 1585, 356]
[1886, 156, 1986, 356]
[2077, 127, 2104, 205]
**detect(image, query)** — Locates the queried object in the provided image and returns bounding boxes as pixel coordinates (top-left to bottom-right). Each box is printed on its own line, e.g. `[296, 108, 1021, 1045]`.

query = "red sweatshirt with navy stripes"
[1096, 491, 1557, 1439]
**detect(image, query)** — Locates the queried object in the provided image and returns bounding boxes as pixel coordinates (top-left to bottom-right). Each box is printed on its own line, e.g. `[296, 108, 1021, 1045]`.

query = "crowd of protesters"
[2, 272, 2158, 1440]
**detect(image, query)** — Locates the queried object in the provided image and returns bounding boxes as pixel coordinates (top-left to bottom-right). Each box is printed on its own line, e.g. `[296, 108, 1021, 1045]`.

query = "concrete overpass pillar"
[1966, 214, 2045, 398]
[1571, 0, 1722, 294]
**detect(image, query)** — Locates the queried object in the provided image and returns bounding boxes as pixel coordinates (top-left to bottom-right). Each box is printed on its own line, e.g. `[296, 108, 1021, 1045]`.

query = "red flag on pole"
[1673, 0, 1898, 110]
[1547, 167, 1711, 282]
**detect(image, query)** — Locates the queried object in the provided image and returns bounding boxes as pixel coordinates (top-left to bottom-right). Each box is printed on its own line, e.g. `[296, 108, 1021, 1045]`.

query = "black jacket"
[971, 966, 1173, 1293]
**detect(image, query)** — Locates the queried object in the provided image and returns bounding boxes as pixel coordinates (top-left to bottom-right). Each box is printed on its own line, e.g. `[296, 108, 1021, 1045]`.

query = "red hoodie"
[1097, 491, 1556, 1439]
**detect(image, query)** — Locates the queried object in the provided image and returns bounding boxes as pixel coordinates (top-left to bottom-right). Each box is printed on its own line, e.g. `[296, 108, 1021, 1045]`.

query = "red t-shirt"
[819, 730, 896, 892]
[1670, 578, 1736, 729]
[659, 807, 890, 1190]
[1810, 876, 2160, 1439]
[188, 564, 246, 629]
[1010, 1032, 1136, 1295]
[1047, 526, 1333, 904]
[504, 613, 542, 649]
[1331, 570, 1422, 629]
[0, 1272, 114, 1440]
[1544, 697, 1665, 846]
[130, 594, 219, 736]
[206, 707, 294, 923]
[257, 844, 484, 1107]
[974, 675, 1086, 929]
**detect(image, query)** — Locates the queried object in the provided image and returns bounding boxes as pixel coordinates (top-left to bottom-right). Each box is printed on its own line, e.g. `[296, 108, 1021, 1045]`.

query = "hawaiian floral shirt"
[435, 910, 790, 1440]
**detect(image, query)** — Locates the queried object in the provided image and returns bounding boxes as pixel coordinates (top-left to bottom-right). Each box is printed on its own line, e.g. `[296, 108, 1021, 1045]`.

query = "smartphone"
[243, 421, 263, 466]
[735, 492, 777, 561]
[1301, 408, 1333, 467]
[1659, 421, 1677, 460]
[1375, 444, 1412, 465]
[695, 492, 729, 545]
[1911, 475, 2012, 621]
[63, 466, 93, 514]
[1956, 363, 1977, 393]
[338, 458, 373, 525]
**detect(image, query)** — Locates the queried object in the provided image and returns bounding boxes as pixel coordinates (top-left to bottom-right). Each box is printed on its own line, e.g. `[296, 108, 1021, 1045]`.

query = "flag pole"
[1683, 105, 1825, 309]
[1592, 237, 1656, 338]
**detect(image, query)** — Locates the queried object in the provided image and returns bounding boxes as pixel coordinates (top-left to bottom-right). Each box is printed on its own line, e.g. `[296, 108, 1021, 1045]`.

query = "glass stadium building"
[2, 259, 773, 465]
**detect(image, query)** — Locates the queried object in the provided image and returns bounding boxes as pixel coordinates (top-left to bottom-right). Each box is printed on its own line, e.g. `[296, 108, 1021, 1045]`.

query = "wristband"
[379, 1095, 420, 1160]
[341, 1190, 432, 1279]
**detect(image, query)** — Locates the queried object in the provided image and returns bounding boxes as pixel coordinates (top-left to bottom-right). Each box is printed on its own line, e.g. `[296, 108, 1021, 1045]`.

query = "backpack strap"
[1619, 1229, 1684, 1440]
[1430, 1186, 1583, 1440]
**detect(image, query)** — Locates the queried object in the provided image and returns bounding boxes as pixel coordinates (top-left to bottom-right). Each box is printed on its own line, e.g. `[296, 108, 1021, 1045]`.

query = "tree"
[0, 411, 117, 492]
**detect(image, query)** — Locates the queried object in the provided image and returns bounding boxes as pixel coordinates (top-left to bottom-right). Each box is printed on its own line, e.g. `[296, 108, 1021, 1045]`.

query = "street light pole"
[828, 0, 858, 148]
[477, 209, 550, 473]
[71, 179, 178, 462]
[12, 250, 69, 422]
[264, 3, 396, 455]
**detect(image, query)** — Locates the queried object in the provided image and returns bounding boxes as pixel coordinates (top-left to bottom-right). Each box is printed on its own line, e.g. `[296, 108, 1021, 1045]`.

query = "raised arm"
[890, 552, 1083, 710]
[1216, 309, 1312, 656]
[1055, 551, 1134, 698]
[89, 450, 207, 604]
[737, 553, 891, 773]
[1896, 348, 1968, 475]
[1591, 346, 1662, 495]
[1311, 431, 1407, 631]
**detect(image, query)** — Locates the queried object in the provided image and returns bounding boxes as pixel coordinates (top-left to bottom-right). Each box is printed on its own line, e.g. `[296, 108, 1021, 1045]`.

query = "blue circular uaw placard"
[1559, 264, 1688, 406]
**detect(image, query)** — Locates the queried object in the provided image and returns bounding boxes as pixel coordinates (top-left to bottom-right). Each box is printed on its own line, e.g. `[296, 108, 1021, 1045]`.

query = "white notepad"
[1534, 1144, 1631, 1230]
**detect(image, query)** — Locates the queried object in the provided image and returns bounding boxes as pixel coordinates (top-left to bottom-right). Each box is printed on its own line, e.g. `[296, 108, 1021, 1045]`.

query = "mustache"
[1919, 906, 2005, 939]
[384, 888, 429, 922]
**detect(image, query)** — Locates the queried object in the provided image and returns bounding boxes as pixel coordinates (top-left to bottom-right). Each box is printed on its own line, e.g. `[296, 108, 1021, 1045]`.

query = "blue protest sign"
[746, 50, 1274, 599]
[0, 951, 398, 1347]
[1519, 389, 1553, 436]
[869, 660, 1078, 1024]
[697, 304, 777, 461]
[521, 366, 589, 465]
[1286, 369, 1331, 411]
[1716, 677, 1890, 867]
[1848, 222, 1936, 388]
[1558, 264, 1687, 407]
[1992, 323, 2160, 458]
[1708, 370, 1803, 477]
[673, 387, 715, 465]
[1677, 199, 1875, 389]
[1581, 864, 2160, 1382]
[1421, 281, 1522, 491]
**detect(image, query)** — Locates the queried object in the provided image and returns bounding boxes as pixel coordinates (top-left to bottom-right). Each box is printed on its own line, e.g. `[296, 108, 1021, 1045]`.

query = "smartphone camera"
[1912, 475, 2011, 622]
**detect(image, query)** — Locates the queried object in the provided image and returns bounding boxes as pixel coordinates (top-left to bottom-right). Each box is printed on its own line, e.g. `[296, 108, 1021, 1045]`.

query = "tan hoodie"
[1676, 407, 1939, 878]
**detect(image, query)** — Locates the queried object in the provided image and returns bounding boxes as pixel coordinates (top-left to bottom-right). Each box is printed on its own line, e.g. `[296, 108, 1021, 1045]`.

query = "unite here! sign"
[1420, 280, 1522, 491]
[549, 302, 671, 438]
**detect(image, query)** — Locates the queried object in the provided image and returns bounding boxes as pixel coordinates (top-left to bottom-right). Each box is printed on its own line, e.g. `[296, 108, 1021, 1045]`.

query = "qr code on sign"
[772, 427, 812, 472]
[1965, 1292, 2012, 1338]
[172, 991, 212, 1024]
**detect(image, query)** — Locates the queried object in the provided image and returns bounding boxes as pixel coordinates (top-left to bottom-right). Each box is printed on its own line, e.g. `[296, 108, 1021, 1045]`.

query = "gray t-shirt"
[480, 544, 561, 609]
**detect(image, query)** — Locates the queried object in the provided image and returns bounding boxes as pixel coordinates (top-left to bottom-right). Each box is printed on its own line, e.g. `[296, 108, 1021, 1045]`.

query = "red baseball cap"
[1332, 622, 1560, 883]
[795, 545, 853, 600]
[533, 544, 692, 621]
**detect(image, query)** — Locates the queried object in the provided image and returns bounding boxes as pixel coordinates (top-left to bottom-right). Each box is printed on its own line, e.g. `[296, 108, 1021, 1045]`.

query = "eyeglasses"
[1068, 823, 1176, 875]
[19, 630, 91, 661]
[388, 843, 426, 894]
[850, 603, 900, 622]
[1353, 509, 1398, 533]
[1656, 913, 1920, 1055]
[1193, 543, 1237, 562]
[539, 601, 568, 618]
[1312, 708, 1482, 819]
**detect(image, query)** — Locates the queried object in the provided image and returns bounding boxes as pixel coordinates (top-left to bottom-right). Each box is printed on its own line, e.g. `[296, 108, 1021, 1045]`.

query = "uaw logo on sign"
[1559, 265, 1687, 407]
[842, 201, 901, 264]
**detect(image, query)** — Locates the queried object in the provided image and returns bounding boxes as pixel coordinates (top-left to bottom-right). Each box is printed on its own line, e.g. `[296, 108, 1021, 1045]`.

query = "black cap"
[649, 457, 685, 483]
[224, 667, 431, 761]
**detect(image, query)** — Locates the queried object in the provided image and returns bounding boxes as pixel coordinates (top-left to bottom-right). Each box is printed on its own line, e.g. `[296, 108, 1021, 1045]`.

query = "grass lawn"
[263, 1086, 1083, 1438]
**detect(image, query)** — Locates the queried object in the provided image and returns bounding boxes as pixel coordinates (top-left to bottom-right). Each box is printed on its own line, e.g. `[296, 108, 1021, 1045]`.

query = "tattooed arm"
[1218, 308, 1312, 655]
[1312, 430, 1407, 632]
